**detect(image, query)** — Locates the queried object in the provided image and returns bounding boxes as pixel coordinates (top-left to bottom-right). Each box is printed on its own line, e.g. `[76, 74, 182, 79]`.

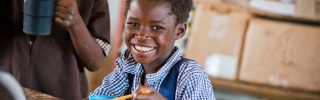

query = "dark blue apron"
[127, 58, 190, 100]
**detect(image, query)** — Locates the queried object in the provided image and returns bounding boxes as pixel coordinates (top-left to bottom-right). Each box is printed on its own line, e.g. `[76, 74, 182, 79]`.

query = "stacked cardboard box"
[185, 1, 250, 80]
[239, 18, 320, 92]
[189, 0, 320, 96]
[295, 0, 320, 20]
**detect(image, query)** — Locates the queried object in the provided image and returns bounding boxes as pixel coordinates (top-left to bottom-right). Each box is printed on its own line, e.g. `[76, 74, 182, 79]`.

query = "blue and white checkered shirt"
[90, 47, 216, 100]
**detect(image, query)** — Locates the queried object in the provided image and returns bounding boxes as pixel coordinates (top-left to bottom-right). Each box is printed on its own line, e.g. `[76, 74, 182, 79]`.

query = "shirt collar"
[115, 50, 141, 74]
[145, 47, 181, 83]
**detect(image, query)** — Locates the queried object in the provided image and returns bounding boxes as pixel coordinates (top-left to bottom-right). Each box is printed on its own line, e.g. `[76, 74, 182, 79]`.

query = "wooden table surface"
[23, 87, 61, 100]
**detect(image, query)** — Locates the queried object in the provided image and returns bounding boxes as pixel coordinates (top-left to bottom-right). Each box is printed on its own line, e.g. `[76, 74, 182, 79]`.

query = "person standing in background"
[0, 0, 110, 99]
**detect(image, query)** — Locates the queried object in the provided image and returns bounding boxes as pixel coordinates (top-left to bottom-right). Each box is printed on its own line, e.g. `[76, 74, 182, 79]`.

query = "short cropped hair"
[125, 0, 193, 25]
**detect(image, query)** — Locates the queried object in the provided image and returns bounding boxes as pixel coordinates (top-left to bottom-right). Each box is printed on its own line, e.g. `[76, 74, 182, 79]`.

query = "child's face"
[124, 0, 184, 67]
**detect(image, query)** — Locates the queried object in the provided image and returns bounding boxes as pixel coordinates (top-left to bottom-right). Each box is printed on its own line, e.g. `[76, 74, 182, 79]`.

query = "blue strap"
[126, 57, 189, 100]
[126, 73, 134, 94]
[159, 58, 189, 100]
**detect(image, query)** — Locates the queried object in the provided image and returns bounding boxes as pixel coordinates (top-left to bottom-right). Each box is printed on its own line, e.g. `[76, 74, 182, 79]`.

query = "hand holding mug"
[54, 0, 79, 28]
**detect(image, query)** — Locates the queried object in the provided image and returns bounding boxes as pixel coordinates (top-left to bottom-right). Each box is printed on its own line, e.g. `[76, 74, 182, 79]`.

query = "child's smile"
[133, 45, 155, 53]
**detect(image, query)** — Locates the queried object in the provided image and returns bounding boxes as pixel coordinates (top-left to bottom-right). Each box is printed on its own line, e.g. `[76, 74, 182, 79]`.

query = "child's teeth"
[142, 47, 147, 51]
[139, 46, 142, 50]
[135, 45, 153, 52]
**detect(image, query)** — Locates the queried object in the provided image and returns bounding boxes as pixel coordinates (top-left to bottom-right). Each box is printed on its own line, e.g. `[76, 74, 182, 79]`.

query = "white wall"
[108, 0, 122, 38]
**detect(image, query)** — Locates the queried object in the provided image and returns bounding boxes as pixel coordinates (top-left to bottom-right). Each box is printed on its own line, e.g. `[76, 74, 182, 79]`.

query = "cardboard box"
[239, 18, 320, 92]
[250, 0, 295, 16]
[185, 2, 250, 80]
[295, 0, 320, 20]
[223, 0, 320, 22]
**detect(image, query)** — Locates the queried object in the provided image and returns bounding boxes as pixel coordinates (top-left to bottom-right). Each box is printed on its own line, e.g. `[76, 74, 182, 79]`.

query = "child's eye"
[152, 26, 163, 30]
[127, 23, 139, 27]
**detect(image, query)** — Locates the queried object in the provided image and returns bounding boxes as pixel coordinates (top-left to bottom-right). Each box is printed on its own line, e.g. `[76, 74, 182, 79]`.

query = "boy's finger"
[55, 6, 68, 14]
[54, 17, 64, 25]
[55, 12, 73, 21]
[56, 0, 75, 7]
[133, 93, 153, 100]
[55, 17, 70, 27]
[56, 6, 75, 15]
[55, 12, 63, 18]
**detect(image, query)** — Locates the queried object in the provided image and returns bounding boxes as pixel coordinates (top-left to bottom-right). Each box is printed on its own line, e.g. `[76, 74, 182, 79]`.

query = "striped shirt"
[90, 47, 216, 100]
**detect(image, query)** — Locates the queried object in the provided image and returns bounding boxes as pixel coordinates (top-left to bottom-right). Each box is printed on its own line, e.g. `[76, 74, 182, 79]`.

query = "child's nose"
[135, 33, 151, 40]
[135, 29, 151, 40]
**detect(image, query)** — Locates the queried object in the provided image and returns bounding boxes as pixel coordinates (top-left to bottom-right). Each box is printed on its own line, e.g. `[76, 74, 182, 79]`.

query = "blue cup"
[89, 95, 117, 100]
[23, 0, 55, 36]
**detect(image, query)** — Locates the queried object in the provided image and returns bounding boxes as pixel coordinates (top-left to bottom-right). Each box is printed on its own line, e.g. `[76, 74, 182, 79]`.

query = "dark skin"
[54, 0, 105, 71]
[124, 0, 187, 99]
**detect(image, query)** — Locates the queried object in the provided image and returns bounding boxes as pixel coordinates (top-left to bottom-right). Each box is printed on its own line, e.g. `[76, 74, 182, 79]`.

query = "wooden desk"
[23, 88, 61, 100]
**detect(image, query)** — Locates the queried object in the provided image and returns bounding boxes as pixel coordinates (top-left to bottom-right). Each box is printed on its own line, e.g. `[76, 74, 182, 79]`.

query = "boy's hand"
[54, 0, 80, 28]
[133, 86, 168, 100]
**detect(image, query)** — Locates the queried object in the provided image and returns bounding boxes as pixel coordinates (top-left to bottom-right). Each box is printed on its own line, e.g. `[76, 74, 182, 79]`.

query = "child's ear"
[175, 22, 187, 40]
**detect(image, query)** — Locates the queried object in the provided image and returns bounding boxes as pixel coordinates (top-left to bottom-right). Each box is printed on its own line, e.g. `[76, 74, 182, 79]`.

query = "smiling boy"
[90, 0, 215, 99]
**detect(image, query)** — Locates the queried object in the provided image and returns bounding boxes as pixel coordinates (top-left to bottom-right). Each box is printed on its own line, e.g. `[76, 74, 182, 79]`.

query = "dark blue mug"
[23, 0, 55, 36]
